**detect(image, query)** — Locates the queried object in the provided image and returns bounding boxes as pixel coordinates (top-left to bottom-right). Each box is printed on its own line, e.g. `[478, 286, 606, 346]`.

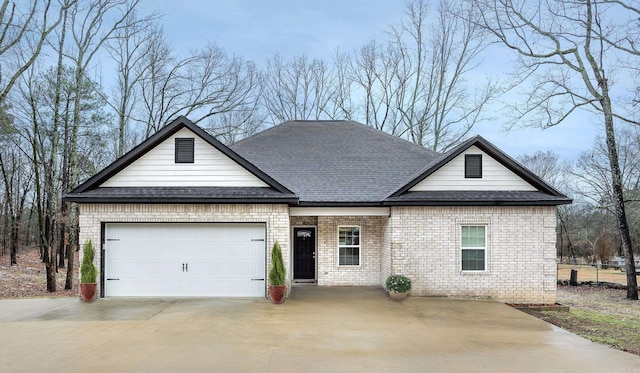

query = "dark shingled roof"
[384, 191, 571, 206]
[64, 187, 297, 204]
[231, 120, 441, 205]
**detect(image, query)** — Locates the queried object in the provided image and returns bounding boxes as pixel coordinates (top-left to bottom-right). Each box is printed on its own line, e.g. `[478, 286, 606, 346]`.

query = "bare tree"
[0, 130, 32, 266]
[136, 33, 261, 135]
[204, 104, 264, 145]
[105, 8, 157, 157]
[473, 0, 639, 299]
[262, 54, 346, 124]
[574, 126, 640, 252]
[350, 40, 404, 135]
[348, 0, 496, 151]
[518, 150, 578, 261]
[393, 0, 496, 150]
[0, 0, 75, 102]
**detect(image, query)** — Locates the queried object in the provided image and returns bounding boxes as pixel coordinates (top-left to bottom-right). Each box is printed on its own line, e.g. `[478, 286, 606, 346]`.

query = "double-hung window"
[461, 226, 486, 271]
[338, 226, 360, 266]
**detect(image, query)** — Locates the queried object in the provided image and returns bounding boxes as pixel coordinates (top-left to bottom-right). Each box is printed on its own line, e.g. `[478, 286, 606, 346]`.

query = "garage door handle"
[107, 278, 120, 281]
[251, 238, 264, 241]
[251, 278, 265, 281]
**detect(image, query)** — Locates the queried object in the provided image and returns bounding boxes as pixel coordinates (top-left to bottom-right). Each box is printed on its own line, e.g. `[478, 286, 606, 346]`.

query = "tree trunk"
[570, 269, 579, 286]
[45, 236, 57, 292]
[601, 88, 638, 300]
[64, 241, 75, 290]
[58, 221, 66, 268]
[10, 214, 18, 266]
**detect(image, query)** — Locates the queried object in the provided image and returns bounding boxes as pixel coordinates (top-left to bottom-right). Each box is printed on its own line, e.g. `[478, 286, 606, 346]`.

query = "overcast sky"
[139, 0, 601, 160]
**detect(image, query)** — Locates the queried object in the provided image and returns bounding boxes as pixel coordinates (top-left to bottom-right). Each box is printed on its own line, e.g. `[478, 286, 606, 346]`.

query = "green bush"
[80, 240, 98, 284]
[268, 241, 286, 286]
[385, 274, 412, 293]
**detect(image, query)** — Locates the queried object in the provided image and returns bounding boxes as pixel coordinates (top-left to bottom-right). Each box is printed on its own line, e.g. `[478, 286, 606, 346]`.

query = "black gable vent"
[175, 138, 195, 163]
[465, 154, 482, 178]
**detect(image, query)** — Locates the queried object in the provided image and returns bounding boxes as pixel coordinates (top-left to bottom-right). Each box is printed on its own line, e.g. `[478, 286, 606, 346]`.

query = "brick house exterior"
[66, 117, 570, 303]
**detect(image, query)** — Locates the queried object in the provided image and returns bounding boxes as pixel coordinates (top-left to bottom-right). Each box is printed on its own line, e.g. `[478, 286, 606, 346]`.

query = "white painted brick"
[388, 206, 557, 304]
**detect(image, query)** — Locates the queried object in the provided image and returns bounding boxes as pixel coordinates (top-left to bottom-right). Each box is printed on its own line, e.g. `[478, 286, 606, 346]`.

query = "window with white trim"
[461, 225, 486, 271]
[338, 226, 360, 266]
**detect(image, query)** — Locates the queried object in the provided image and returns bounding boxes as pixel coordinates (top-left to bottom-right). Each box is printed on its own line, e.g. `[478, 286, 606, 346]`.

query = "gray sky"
[140, 0, 601, 160]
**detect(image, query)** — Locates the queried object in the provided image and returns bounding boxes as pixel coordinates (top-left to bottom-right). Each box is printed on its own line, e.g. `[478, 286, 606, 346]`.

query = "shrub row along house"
[65, 117, 571, 303]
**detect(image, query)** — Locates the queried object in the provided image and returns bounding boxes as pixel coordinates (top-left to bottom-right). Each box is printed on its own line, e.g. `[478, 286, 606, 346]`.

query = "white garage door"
[104, 223, 266, 297]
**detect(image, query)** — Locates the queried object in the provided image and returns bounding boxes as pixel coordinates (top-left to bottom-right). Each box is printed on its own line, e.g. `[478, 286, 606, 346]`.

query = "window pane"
[339, 247, 359, 265]
[462, 226, 485, 247]
[462, 249, 485, 271]
[339, 227, 359, 246]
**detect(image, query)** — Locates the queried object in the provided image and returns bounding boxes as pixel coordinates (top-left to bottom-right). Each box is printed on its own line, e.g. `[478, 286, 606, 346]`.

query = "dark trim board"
[100, 222, 106, 298]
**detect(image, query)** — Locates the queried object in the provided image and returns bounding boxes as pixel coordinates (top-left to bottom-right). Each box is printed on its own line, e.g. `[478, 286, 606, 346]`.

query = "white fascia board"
[289, 207, 390, 217]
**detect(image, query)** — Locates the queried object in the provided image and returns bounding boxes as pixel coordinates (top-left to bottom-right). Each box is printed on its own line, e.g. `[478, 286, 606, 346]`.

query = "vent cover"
[465, 154, 482, 178]
[175, 138, 195, 163]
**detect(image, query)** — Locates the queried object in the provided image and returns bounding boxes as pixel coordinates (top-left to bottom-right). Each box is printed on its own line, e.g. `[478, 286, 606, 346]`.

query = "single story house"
[65, 116, 571, 303]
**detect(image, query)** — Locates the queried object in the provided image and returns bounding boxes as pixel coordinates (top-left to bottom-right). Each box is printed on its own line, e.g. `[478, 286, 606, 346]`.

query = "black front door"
[293, 227, 316, 280]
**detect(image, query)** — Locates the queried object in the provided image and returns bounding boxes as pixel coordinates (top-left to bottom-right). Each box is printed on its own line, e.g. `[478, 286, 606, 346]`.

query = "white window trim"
[460, 225, 487, 273]
[337, 225, 361, 267]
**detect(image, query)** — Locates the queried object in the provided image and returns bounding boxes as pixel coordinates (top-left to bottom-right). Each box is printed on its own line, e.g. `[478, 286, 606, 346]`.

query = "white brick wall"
[79, 203, 558, 303]
[389, 206, 557, 304]
[315, 216, 386, 286]
[78, 203, 290, 297]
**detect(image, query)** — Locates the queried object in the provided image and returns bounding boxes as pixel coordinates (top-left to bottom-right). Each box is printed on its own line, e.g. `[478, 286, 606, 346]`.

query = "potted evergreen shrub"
[80, 240, 98, 302]
[268, 241, 286, 304]
[385, 274, 411, 301]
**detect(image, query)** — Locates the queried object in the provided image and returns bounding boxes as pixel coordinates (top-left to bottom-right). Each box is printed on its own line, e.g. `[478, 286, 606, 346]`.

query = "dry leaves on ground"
[0, 248, 78, 299]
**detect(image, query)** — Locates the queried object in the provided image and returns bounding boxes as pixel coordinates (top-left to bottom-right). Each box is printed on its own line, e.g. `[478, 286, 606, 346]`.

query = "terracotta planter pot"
[388, 290, 409, 301]
[269, 285, 286, 304]
[80, 283, 97, 302]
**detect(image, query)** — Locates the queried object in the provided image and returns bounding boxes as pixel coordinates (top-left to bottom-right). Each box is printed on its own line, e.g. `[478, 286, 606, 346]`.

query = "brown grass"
[557, 263, 636, 285]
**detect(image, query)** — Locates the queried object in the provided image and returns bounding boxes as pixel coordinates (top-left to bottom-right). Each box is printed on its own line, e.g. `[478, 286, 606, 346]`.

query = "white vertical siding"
[100, 128, 269, 187]
[409, 146, 537, 191]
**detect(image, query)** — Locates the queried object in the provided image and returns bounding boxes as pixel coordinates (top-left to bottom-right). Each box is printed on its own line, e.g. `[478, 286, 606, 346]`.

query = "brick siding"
[314, 216, 386, 286]
[389, 206, 557, 304]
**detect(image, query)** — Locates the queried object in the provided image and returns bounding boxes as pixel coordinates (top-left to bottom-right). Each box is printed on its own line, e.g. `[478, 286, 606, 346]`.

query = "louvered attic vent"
[175, 138, 194, 163]
[464, 154, 482, 178]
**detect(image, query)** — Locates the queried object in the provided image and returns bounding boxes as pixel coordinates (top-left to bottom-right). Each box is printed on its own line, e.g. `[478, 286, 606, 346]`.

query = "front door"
[293, 227, 316, 280]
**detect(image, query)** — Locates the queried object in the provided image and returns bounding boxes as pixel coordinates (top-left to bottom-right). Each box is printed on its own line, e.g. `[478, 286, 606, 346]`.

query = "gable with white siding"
[100, 128, 269, 188]
[409, 146, 537, 191]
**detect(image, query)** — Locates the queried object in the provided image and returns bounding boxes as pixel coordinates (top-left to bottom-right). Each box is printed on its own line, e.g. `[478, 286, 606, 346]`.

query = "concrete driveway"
[0, 287, 639, 373]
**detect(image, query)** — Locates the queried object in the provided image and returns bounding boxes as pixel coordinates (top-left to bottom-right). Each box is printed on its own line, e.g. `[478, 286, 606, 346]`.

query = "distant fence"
[556, 263, 636, 287]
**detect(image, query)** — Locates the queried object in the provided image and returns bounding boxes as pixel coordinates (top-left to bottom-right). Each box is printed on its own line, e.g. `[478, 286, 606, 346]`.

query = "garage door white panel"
[104, 223, 266, 297]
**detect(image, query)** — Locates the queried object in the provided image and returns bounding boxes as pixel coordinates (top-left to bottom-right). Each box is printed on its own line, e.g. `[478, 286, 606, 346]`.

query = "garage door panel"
[104, 223, 266, 297]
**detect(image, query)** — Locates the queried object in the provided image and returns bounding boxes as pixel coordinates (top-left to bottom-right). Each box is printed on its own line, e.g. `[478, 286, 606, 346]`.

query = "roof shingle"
[231, 120, 440, 204]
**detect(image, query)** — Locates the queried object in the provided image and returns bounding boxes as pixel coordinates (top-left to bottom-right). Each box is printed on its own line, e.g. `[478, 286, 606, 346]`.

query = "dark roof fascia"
[383, 199, 572, 207]
[63, 195, 299, 204]
[389, 135, 569, 199]
[69, 116, 294, 196]
[295, 201, 386, 207]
